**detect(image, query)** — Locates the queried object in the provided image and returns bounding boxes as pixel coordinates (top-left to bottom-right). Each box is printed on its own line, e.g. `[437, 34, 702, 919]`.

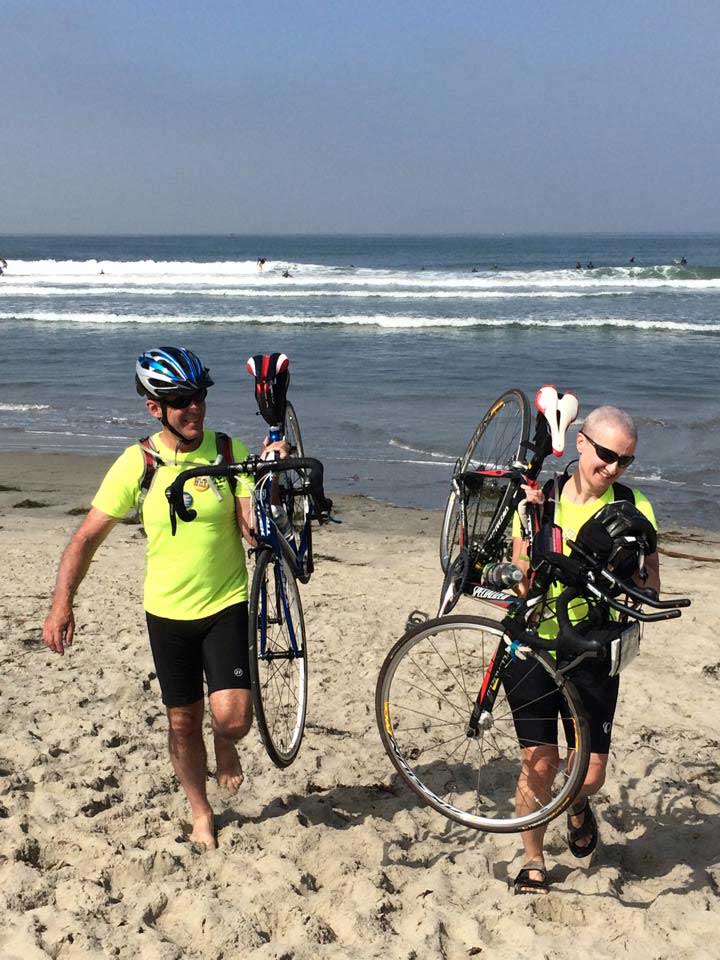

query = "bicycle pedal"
[406, 610, 429, 630]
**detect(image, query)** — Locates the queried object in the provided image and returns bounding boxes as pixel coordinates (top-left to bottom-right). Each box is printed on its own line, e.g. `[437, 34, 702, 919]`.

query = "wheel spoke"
[378, 617, 585, 831]
[252, 552, 307, 765]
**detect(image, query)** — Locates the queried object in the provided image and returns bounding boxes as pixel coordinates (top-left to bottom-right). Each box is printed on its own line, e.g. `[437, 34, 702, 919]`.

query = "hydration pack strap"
[541, 466, 635, 537]
[214, 431, 237, 496]
[246, 353, 290, 432]
[138, 432, 239, 499]
[138, 436, 163, 492]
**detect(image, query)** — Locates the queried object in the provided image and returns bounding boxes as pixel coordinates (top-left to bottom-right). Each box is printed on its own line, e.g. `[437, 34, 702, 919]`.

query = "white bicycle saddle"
[534, 384, 579, 456]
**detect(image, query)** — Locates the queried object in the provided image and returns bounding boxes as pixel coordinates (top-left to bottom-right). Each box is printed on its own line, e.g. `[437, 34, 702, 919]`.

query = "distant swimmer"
[257, 257, 266, 271]
[491, 264, 499, 270]
[99, 269, 105, 275]
[282, 269, 292, 278]
[0, 257, 7, 275]
[681, 257, 688, 266]
[471, 267, 479, 273]
[586, 261, 595, 269]
[575, 261, 582, 270]
[629, 256, 635, 264]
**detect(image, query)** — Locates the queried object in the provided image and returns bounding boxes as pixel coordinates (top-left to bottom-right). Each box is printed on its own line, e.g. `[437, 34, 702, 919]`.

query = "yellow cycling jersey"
[512, 484, 657, 640]
[92, 430, 255, 620]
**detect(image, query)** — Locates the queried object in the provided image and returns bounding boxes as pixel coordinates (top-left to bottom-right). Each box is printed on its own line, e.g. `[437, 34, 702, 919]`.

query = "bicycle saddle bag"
[246, 353, 290, 429]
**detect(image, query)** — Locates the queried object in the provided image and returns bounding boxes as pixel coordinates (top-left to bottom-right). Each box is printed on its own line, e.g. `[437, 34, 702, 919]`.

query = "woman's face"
[576, 421, 636, 497]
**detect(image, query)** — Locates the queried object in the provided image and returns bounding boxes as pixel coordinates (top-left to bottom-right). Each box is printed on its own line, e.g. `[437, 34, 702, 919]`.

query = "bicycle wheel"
[282, 400, 314, 578]
[285, 401, 305, 457]
[279, 401, 311, 536]
[376, 615, 590, 832]
[439, 389, 530, 573]
[249, 547, 308, 767]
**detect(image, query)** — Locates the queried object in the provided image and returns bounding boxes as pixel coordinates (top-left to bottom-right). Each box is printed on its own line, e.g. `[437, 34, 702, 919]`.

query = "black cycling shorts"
[146, 602, 251, 708]
[502, 653, 620, 755]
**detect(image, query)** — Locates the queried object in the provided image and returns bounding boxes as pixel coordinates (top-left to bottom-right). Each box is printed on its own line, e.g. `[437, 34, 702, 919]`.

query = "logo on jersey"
[233, 667, 244, 678]
[182, 492, 194, 509]
[603, 721, 612, 735]
[194, 477, 210, 492]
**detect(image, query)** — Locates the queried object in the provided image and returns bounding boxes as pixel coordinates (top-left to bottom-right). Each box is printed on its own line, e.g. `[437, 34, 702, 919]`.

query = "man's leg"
[166, 699, 216, 848]
[203, 602, 253, 795]
[209, 688, 253, 794]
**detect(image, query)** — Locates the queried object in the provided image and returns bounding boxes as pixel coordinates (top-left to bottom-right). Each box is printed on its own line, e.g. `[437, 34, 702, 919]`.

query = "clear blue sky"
[3, 0, 719, 233]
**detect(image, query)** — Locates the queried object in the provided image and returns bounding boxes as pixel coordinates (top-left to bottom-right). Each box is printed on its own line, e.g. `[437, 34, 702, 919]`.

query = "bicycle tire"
[439, 389, 530, 574]
[249, 547, 308, 768]
[376, 614, 590, 832]
[283, 400, 314, 578]
[285, 401, 305, 458]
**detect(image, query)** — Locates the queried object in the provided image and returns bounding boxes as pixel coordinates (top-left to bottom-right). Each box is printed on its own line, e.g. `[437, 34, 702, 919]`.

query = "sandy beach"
[1, 451, 719, 960]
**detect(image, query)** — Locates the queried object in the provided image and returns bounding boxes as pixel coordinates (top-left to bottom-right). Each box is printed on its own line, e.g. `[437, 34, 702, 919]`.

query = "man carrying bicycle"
[509, 405, 660, 894]
[42, 347, 287, 849]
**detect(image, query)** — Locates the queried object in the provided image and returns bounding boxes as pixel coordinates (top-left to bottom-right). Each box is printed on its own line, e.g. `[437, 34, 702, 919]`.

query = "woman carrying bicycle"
[42, 347, 288, 850]
[509, 405, 660, 894]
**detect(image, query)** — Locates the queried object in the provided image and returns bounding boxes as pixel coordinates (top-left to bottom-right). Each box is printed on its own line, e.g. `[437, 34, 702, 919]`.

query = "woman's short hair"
[582, 405, 638, 442]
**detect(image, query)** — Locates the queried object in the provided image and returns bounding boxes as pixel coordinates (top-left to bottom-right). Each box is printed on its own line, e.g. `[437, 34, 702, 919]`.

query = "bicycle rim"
[376, 615, 589, 832]
[440, 389, 530, 573]
[249, 549, 308, 767]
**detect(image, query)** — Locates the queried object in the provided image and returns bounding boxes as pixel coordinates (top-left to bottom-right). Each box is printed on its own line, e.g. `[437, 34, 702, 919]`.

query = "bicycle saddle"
[534, 385, 579, 457]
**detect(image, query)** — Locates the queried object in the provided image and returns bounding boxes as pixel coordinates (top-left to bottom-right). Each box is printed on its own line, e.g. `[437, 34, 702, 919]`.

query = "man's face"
[576, 420, 636, 496]
[146, 392, 206, 444]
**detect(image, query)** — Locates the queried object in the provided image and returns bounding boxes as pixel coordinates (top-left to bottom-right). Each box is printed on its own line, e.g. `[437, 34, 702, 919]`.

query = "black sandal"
[567, 799, 598, 858]
[512, 860, 549, 895]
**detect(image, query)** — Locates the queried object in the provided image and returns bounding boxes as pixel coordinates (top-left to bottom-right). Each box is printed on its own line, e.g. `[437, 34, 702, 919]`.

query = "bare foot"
[214, 736, 245, 794]
[189, 810, 217, 849]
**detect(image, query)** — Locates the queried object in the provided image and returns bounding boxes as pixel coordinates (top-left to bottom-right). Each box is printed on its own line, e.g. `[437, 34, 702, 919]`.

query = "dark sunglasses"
[164, 388, 207, 409]
[580, 431, 635, 468]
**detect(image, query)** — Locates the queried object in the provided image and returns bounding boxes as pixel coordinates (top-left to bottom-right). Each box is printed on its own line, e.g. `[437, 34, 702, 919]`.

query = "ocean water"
[1, 234, 718, 529]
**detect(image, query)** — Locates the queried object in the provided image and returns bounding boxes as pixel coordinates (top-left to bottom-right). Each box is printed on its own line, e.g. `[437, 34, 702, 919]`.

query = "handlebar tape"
[502, 588, 603, 656]
[164, 456, 331, 533]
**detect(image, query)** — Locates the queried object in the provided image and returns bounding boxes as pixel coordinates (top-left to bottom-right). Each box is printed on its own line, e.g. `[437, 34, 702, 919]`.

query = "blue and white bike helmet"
[135, 347, 214, 399]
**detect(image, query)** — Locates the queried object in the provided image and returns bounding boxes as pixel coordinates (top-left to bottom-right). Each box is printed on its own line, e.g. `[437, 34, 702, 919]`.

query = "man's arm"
[235, 497, 257, 547]
[42, 508, 119, 655]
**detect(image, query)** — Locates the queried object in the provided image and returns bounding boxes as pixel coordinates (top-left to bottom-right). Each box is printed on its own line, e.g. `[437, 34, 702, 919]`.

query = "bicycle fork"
[259, 558, 302, 660]
[465, 640, 512, 738]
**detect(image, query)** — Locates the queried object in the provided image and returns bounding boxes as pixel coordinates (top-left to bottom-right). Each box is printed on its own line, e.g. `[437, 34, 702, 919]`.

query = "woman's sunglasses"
[580, 431, 635, 468]
[164, 388, 208, 410]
